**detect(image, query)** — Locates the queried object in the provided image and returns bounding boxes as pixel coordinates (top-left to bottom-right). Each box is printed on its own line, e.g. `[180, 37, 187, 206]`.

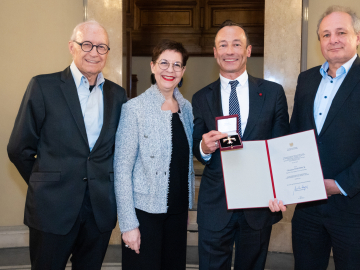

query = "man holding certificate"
[192, 20, 289, 269]
[271, 5, 360, 270]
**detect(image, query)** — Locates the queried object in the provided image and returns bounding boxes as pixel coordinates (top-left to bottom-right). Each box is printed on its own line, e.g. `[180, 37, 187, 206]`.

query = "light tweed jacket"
[114, 84, 195, 233]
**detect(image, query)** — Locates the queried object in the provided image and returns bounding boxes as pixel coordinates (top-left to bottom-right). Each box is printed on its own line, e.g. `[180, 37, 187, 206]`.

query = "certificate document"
[221, 130, 327, 209]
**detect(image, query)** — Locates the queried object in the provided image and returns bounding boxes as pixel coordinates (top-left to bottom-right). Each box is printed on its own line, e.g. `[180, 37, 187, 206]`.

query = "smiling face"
[69, 24, 109, 84]
[214, 26, 252, 80]
[150, 50, 186, 94]
[319, 11, 360, 69]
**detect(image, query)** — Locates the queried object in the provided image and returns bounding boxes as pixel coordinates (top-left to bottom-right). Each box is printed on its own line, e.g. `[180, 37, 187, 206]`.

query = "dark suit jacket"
[7, 66, 127, 235]
[192, 74, 289, 231]
[290, 56, 360, 214]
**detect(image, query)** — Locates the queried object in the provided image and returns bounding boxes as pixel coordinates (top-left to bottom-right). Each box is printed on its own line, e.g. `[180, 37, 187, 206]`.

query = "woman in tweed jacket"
[114, 39, 195, 269]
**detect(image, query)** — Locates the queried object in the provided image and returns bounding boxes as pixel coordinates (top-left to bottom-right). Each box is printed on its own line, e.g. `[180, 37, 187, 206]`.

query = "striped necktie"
[229, 80, 242, 137]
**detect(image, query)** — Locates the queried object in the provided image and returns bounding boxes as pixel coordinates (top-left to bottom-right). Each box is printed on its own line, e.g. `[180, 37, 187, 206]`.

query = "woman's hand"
[269, 199, 287, 212]
[122, 228, 141, 254]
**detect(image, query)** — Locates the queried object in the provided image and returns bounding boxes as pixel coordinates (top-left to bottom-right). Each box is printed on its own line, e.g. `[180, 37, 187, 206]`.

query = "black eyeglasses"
[156, 59, 184, 72]
[73, 41, 110, 55]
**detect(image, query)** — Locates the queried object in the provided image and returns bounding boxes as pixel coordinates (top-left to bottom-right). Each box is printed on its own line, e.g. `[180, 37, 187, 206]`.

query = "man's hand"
[269, 199, 287, 212]
[201, 131, 228, 154]
[324, 179, 341, 197]
[122, 228, 141, 254]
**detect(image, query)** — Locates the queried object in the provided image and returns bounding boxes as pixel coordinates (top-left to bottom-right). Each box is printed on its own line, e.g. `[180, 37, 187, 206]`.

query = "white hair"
[317, 5, 360, 40]
[70, 20, 109, 45]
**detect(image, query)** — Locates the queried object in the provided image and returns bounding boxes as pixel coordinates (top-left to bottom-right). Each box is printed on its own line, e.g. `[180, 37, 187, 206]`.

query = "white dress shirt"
[200, 71, 250, 160]
[70, 61, 104, 151]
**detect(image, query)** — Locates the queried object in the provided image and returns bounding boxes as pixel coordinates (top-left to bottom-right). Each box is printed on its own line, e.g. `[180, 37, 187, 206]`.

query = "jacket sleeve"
[336, 157, 360, 198]
[114, 101, 140, 233]
[7, 77, 46, 184]
[192, 93, 210, 165]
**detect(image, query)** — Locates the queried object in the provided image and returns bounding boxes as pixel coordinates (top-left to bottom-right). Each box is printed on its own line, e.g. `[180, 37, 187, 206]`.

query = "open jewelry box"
[216, 114, 243, 150]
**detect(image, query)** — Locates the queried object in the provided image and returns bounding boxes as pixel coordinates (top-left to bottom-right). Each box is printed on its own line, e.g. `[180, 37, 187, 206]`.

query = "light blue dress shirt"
[70, 61, 104, 151]
[313, 54, 357, 196]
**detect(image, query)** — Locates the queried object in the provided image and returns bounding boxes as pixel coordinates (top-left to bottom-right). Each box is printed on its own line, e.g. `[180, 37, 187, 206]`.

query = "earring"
[178, 77, 183, 88]
[151, 73, 156, 84]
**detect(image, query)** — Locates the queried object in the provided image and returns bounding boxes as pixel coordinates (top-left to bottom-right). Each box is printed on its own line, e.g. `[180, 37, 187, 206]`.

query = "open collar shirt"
[70, 61, 104, 151]
[313, 54, 357, 196]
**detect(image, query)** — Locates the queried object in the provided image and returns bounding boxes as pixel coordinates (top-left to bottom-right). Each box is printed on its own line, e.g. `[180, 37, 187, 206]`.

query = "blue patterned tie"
[229, 80, 242, 137]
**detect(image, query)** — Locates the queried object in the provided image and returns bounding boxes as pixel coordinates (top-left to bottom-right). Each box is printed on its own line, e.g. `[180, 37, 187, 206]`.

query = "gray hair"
[317, 5, 360, 40]
[70, 20, 109, 45]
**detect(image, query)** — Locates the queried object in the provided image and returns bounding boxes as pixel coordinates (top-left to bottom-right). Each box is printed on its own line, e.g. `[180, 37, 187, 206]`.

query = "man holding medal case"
[192, 20, 289, 269]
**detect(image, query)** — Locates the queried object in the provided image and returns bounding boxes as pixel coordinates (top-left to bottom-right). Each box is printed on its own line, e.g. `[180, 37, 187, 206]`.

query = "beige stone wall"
[0, 0, 84, 226]
[133, 56, 264, 102]
[307, 0, 360, 69]
[264, 0, 302, 253]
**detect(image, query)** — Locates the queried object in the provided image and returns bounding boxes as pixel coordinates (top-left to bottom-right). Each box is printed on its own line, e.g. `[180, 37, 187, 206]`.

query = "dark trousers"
[198, 211, 272, 270]
[29, 187, 112, 270]
[122, 208, 188, 270]
[292, 203, 360, 270]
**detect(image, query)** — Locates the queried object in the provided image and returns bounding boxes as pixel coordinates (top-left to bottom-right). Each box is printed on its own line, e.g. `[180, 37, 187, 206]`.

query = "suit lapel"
[91, 81, 113, 152]
[319, 57, 360, 137]
[205, 79, 223, 129]
[306, 72, 322, 134]
[60, 67, 89, 146]
[242, 76, 265, 140]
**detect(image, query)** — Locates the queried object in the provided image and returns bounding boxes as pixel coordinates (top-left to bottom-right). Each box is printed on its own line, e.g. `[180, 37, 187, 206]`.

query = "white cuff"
[200, 140, 212, 161]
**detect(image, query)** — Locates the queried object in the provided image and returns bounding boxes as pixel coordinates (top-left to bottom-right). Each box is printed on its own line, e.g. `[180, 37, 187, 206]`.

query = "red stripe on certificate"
[265, 140, 276, 198]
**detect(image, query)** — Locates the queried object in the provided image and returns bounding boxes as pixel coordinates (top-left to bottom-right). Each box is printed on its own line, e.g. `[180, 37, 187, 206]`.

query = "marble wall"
[264, 0, 302, 253]
[264, 0, 302, 118]
[86, 0, 123, 86]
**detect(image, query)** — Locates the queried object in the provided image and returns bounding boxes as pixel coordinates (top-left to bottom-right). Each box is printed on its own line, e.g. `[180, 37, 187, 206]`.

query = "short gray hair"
[70, 20, 109, 45]
[317, 5, 360, 40]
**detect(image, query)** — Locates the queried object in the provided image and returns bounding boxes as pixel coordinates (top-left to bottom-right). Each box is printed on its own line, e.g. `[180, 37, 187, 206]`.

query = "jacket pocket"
[29, 172, 60, 182]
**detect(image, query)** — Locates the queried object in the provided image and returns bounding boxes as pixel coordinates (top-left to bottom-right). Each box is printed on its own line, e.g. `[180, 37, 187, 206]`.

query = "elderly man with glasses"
[7, 20, 127, 270]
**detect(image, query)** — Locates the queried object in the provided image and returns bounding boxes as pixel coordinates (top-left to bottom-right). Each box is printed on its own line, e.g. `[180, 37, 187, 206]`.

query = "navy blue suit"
[193, 74, 289, 269]
[8, 66, 127, 269]
[291, 56, 360, 270]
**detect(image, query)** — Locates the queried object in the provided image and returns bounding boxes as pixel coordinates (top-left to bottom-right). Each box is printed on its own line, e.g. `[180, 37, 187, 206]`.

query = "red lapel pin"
[259, 93, 263, 96]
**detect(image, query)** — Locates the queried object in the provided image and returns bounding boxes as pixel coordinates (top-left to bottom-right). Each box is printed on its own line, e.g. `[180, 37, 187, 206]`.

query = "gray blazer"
[114, 84, 195, 233]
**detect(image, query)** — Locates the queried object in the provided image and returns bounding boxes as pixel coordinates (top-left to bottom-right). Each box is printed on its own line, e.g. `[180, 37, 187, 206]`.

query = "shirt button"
[324, 96, 327, 98]
[319, 113, 322, 115]
[330, 81, 333, 83]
